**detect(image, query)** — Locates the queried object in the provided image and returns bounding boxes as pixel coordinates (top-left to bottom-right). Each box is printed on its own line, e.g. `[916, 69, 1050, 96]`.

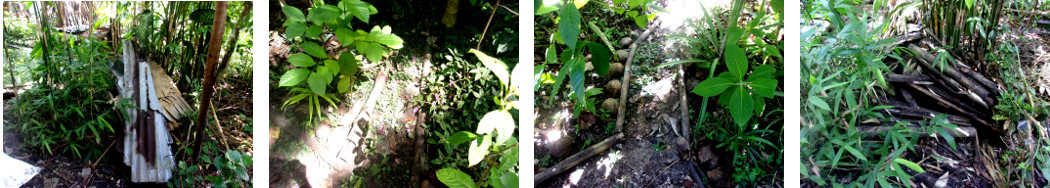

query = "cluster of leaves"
[423, 49, 504, 168]
[535, 0, 613, 118]
[10, 7, 128, 160]
[608, 0, 661, 29]
[170, 142, 253, 188]
[276, 0, 403, 123]
[678, 0, 782, 184]
[435, 50, 522, 188]
[800, 0, 969, 186]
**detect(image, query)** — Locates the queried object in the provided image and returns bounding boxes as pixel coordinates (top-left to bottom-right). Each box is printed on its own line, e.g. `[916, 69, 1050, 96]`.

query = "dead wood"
[908, 44, 993, 108]
[616, 24, 657, 132]
[535, 133, 624, 184]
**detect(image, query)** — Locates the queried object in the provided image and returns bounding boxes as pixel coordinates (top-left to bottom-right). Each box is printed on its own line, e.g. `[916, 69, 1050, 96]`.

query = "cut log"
[908, 44, 993, 108]
[535, 133, 624, 184]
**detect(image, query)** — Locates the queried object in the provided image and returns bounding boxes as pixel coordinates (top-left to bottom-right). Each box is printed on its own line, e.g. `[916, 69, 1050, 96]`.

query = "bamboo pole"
[193, 1, 228, 163]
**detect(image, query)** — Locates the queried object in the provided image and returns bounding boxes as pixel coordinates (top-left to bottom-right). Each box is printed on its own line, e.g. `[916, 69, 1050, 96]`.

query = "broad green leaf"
[614, 0, 628, 5]
[307, 72, 327, 95]
[725, 27, 744, 44]
[551, 56, 573, 101]
[749, 78, 777, 98]
[338, 52, 359, 75]
[569, 58, 587, 108]
[558, 4, 581, 49]
[633, 13, 648, 28]
[368, 30, 404, 49]
[337, 76, 354, 93]
[305, 24, 323, 38]
[470, 49, 510, 87]
[894, 158, 926, 173]
[536, 4, 559, 15]
[751, 65, 776, 79]
[573, 0, 589, 8]
[629, 0, 645, 8]
[498, 141, 519, 172]
[511, 61, 529, 92]
[301, 42, 327, 59]
[317, 67, 334, 84]
[477, 110, 516, 145]
[287, 53, 316, 67]
[278, 68, 310, 87]
[965, 0, 974, 9]
[343, 0, 373, 23]
[446, 131, 479, 146]
[324, 60, 341, 75]
[436, 168, 477, 188]
[545, 45, 558, 64]
[356, 42, 386, 63]
[307, 5, 340, 25]
[587, 41, 611, 76]
[753, 94, 765, 115]
[336, 27, 354, 45]
[468, 135, 492, 167]
[285, 23, 307, 38]
[691, 77, 734, 97]
[729, 86, 753, 126]
[282, 6, 306, 23]
[725, 42, 747, 81]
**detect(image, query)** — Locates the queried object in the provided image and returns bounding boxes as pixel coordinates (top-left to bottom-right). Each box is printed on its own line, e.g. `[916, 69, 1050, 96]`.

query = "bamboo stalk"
[535, 133, 624, 184]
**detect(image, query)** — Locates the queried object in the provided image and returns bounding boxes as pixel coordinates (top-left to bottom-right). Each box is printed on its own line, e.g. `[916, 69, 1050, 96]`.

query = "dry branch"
[535, 133, 624, 184]
[616, 24, 658, 132]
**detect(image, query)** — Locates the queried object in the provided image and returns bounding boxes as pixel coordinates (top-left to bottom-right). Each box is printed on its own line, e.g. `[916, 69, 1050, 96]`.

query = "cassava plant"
[276, 0, 403, 123]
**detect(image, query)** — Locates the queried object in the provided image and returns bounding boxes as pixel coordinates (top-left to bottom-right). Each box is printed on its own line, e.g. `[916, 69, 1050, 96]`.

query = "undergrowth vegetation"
[4, 1, 254, 187]
[802, 0, 1050, 186]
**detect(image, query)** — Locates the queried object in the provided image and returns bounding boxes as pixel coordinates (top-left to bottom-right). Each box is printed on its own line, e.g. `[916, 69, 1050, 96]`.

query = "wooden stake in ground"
[193, 1, 228, 162]
[535, 133, 624, 184]
[616, 24, 658, 132]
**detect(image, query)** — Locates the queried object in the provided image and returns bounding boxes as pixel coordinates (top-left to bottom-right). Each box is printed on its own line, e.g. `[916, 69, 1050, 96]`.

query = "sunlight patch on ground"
[568, 168, 586, 186]
[658, 0, 727, 31]
[641, 77, 676, 101]
[597, 150, 622, 178]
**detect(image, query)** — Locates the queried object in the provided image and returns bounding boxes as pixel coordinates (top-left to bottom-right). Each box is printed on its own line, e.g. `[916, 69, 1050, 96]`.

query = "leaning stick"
[616, 24, 658, 132]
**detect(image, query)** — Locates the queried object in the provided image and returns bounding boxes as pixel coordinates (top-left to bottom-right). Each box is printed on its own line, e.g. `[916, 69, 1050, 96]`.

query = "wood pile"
[876, 36, 1004, 136]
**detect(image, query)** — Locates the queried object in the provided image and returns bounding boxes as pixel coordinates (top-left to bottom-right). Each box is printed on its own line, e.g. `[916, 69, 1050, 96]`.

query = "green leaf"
[468, 135, 492, 167]
[633, 13, 648, 28]
[282, 6, 306, 23]
[470, 49, 510, 88]
[301, 42, 327, 59]
[536, 4, 559, 15]
[808, 97, 831, 111]
[498, 142, 519, 172]
[558, 4, 582, 49]
[477, 110, 516, 145]
[324, 60, 341, 75]
[725, 42, 747, 81]
[511, 61, 529, 92]
[305, 24, 323, 38]
[307, 72, 327, 95]
[356, 42, 385, 63]
[545, 45, 558, 64]
[965, 0, 974, 9]
[307, 5, 341, 25]
[339, 52, 359, 75]
[436, 168, 477, 188]
[337, 76, 354, 93]
[628, 0, 645, 8]
[587, 41, 611, 76]
[447, 131, 479, 146]
[285, 23, 307, 39]
[368, 29, 404, 49]
[749, 78, 777, 98]
[729, 86, 753, 126]
[751, 65, 776, 79]
[894, 158, 926, 173]
[342, 0, 373, 23]
[278, 68, 310, 87]
[691, 77, 734, 97]
[287, 53, 316, 67]
[336, 27, 354, 46]
[569, 58, 587, 108]
[317, 67, 334, 84]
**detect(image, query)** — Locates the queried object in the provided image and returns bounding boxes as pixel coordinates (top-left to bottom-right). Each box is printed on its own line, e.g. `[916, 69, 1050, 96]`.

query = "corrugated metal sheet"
[118, 40, 174, 183]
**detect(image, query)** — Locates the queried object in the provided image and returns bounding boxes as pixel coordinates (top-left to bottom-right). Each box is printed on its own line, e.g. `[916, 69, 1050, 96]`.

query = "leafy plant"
[276, 0, 404, 123]
[609, 0, 662, 28]
[436, 50, 522, 188]
[537, 1, 613, 118]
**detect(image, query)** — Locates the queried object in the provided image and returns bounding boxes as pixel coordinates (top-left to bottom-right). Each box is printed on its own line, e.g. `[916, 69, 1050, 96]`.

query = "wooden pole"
[217, 2, 252, 76]
[193, 1, 227, 162]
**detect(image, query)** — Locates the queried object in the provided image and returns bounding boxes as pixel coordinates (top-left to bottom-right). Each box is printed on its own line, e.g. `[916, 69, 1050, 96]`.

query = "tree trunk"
[193, 1, 228, 163]
[217, 2, 252, 76]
